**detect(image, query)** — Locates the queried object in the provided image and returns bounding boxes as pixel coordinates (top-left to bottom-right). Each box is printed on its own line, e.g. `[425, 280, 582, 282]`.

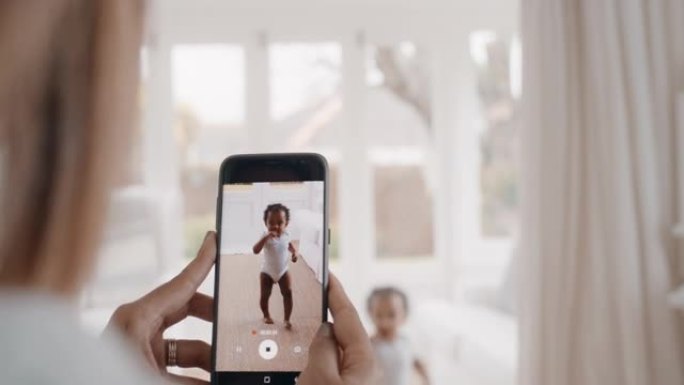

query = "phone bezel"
[211, 153, 330, 385]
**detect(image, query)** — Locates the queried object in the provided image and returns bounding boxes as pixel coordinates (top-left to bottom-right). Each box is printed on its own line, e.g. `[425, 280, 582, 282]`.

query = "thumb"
[305, 323, 340, 377]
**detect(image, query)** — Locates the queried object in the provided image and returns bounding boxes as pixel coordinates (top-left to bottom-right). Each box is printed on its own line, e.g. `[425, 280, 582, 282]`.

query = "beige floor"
[215, 253, 322, 371]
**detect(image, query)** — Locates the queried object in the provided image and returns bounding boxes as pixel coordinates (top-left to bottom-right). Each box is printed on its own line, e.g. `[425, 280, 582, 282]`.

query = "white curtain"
[519, 1, 684, 384]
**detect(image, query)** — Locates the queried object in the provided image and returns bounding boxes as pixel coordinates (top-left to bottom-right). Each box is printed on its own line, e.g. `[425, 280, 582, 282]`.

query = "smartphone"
[212, 153, 329, 385]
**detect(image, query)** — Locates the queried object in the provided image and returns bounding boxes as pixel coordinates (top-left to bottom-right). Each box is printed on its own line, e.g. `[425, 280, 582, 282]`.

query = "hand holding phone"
[106, 232, 216, 381]
[213, 153, 330, 384]
[298, 275, 377, 385]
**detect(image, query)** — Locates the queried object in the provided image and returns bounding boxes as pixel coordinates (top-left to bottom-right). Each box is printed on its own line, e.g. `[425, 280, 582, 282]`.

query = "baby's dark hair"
[263, 203, 290, 223]
[367, 286, 409, 315]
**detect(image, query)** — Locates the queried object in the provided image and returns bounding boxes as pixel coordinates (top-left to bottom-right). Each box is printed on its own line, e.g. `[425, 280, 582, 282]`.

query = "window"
[269, 42, 343, 258]
[85, 47, 158, 308]
[171, 44, 246, 258]
[269, 42, 342, 131]
[471, 32, 520, 238]
[367, 42, 435, 259]
[115, 47, 149, 187]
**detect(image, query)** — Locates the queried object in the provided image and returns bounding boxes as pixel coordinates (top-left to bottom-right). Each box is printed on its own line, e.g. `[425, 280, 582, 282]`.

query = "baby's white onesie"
[261, 231, 291, 281]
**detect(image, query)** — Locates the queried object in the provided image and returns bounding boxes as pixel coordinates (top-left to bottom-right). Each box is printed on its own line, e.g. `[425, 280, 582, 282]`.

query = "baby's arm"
[252, 233, 274, 254]
[288, 242, 299, 262]
[414, 359, 430, 385]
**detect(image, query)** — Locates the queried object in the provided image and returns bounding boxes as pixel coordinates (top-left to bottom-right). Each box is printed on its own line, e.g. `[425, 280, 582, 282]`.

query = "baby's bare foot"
[284, 321, 292, 330]
[263, 316, 274, 324]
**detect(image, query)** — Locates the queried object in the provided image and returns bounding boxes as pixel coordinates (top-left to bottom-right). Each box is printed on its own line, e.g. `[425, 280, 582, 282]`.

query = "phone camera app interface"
[216, 181, 324, 372]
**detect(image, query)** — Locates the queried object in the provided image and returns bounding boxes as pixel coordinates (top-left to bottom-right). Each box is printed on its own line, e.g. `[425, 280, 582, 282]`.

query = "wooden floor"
[215, 253, 322, 371]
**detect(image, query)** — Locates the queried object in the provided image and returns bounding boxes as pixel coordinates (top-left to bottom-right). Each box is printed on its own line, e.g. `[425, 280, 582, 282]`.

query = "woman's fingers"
[145, 231, 217, 316]
[328, 274, 370, 349]
[172, 339, 212, 372]
[165, 373, 209, 385]
[162, 292, 214, 329]
[299, 275, 376, 385]
[187, 292, 214, 322]
[303, 323, 340, 378]
[327, 274, 375, 379]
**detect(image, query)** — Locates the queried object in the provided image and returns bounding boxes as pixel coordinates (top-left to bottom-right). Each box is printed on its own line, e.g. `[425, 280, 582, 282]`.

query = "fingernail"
[319, 322, 332, 337]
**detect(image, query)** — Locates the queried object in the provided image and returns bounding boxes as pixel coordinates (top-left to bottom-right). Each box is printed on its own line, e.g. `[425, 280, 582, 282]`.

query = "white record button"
[258, 339, 279, 360]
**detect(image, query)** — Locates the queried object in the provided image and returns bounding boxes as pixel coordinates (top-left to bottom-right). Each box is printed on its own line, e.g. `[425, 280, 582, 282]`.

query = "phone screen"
[213, 155, 327, 383]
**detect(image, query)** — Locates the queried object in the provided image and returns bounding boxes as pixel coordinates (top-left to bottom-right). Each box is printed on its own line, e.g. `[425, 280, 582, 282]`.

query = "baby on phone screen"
[252, 203, 301, 329]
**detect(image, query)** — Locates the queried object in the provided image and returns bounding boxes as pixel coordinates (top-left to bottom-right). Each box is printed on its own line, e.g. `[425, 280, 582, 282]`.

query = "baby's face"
[369, 294, 406, 336]
[266, 210, 288, 236]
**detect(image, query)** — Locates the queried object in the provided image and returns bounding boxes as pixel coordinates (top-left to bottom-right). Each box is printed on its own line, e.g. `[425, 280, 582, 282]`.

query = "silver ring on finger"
[166, 339, 178, 367]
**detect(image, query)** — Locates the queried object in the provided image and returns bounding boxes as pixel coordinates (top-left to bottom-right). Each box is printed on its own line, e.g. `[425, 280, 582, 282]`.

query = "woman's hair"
[0, 0, 143, 295]
[367, 286, 410, 315]
[263, 203, 291, 223]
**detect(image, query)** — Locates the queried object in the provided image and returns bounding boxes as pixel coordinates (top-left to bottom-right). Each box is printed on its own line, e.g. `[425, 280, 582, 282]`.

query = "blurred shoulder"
[0, 291, 166, 385]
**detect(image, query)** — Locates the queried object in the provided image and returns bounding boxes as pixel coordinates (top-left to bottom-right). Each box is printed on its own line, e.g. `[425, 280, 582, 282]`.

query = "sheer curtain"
[519, 1, 684, 384]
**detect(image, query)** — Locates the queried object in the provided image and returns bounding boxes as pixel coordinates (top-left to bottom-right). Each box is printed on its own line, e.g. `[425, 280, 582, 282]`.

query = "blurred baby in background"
[368, 287, 431, 385]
